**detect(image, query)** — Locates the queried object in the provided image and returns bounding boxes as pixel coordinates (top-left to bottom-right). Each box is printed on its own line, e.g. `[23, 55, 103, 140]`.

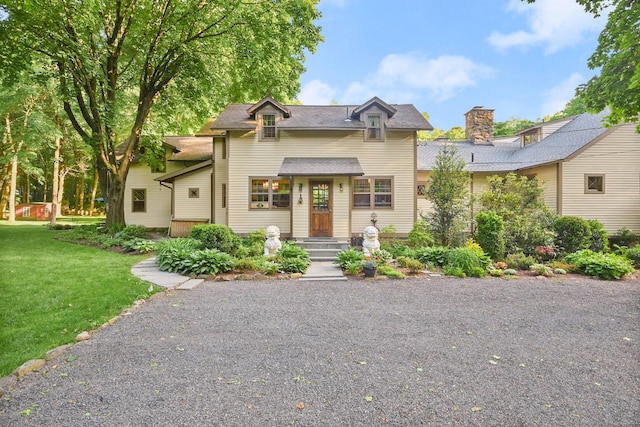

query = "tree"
[424, 144, 470, 246]
[526, 0, 640, 130]
[477, 172, 556, 255]
[0, 0, 322, 226]
[494, 117, 536, 137]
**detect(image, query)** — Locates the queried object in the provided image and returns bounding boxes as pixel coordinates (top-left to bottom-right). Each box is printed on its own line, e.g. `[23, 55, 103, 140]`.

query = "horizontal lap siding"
[173, 169, 211, 220]
[561, 126, 640, 233]
[125, 162, 180, 228]
[523, 164, 558, 212]
[227, 130, 416, 237]
[214, 139, 228, 226]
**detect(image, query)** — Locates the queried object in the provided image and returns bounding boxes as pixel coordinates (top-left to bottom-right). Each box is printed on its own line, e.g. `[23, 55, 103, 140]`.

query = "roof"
[278, 157, 365, 176]
[154, 159, 213, 183]
[418, 110, 611, 172]
[210, 98, 432, 132]
[164, 136, 213, 161]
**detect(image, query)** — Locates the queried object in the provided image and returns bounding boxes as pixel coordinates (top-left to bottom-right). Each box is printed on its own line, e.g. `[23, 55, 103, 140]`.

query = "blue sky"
[297, 0, 608, 130]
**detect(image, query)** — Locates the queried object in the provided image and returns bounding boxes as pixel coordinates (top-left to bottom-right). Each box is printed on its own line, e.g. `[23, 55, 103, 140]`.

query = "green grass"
[0, 223, 156, 376]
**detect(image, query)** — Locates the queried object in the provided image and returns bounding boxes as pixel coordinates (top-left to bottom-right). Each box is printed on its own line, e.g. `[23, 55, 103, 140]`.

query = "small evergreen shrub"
[377, 265, 406, 279]
[613, 227, 639, 248]
[334, 248, 365, 269]
[554, 216, 591, 255]
[247, 229, 267, 244]
[615, 245, 640, 268]
[382, 243, 417, 259]
[274, 242, 311, 273]
[503, 268, 517, 276]
[475, 211, 505, 261]
[505, 253, 535, 270]
[190, 224, 242, 255]
[396, 256, 425, 273]
[233, 257, 262, 272]
[116, 225, 148, 240]
[565, 249, 634, 280]
[407, 220, 435, 248]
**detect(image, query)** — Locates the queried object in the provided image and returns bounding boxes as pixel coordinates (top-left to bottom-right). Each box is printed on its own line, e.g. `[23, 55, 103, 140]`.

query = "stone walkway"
[130, 257, 345, 290]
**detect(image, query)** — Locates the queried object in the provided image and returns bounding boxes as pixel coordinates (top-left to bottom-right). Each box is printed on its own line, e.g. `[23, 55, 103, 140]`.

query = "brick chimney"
[465, 106, 494, 144]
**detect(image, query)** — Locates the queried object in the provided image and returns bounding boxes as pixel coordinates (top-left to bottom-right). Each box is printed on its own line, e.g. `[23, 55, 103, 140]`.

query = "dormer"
[247, 96, 291, 141]
[350, 97, 397, 141]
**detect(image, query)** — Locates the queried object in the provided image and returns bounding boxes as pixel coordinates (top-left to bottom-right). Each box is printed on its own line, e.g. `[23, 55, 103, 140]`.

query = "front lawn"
[0, 224, 156, 377]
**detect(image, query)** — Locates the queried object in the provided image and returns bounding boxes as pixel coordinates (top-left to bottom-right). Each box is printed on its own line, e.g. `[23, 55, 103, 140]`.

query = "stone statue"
[264, 225, 282, 257]
[362, 225, 380, 258]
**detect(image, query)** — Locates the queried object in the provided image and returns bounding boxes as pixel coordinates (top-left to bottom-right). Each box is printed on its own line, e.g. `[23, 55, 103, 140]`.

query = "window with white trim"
[250, 177, 290, 209]
[353, 177, 393, 208]
[22, 206, 31, 217]
[417, 182, 428, 197]
[585, 174, 604, 194]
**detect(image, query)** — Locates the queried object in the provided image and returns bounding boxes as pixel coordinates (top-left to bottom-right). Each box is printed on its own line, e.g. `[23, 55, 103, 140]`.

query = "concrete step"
[300, 261, 346, 281]
[296, 240, 349, 262]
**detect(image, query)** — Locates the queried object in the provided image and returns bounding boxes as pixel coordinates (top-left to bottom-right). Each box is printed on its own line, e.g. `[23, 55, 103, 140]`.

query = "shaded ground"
[1, 276, 638, 426]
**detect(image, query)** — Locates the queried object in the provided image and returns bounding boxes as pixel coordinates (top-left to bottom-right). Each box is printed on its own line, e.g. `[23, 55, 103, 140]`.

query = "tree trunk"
[89, 167, 98, 216]
[49, 135, 62, 225]
[0, 182, 9, 219]
[78, 173, 85, 215]
[106, 172, 126, 227]
[8, 152, 18, 223]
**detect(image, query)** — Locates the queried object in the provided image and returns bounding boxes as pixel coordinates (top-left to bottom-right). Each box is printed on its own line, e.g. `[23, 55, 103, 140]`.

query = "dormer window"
[366, 114, 382, 140]
[261, 114, 276, 139]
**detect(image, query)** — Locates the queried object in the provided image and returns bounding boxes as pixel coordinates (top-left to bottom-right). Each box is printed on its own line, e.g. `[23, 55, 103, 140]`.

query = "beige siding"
[173, 168, 211, 220]
[521, 164, 558, 211]
[213, 138, 228, 225]
[124, 161, 182, 228]
[227, 129, 416, 238]
[541, 118, 572, 140]
[561, 125, 640, 233]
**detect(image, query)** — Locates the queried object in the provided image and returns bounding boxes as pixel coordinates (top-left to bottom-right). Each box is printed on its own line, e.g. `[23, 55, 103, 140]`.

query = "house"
[125, 96, 433, 238]
[15, 202, 53, 220]
[417, 107, 640, 233]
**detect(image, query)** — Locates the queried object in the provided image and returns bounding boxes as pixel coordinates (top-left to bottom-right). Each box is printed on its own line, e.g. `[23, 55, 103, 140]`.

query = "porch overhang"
[154, 159, 213, 183]
[277, 157, 364, 176]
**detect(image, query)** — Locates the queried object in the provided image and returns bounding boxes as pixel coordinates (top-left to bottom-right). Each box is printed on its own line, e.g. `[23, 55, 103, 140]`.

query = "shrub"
[503, 268, 517, 276]
[190, 224, 241, 255]
[334, 248, 365, 269]
[236, 241, 264, 258]
[554, 216, 591, 255]
[156, 238, 203, 273]
[475, 211, 505, 261]
[505, 253, 535, 270]
[382, 243, 417, 259]
[587, 220, 609, 252]
[116, 225, 148, 240]
[377, 265, 406, 279]
[120, 238, 156, 253]
[274, 242, 311, 274]
[615, 245, 640, 268]
[407, 220, 434, 248]
[379, 224, 398, 244]
[446, 247, 490, 277]
[613, 227, 639, 247]
[184, 249, 235, 276]
[530, 263, 553, 277]
[371, 249, 393, 265]
[344, 261, 363, 275]
[247, 228, 267, 245]
[260, 260, 280, 275]
[396, 256, 425, 273]
[443, 266, 465, 278]
[233, 257, 262, 272]
[415, 246, 450, 268]
[565, 249, 634, 280]
[534, 245, 556, 262]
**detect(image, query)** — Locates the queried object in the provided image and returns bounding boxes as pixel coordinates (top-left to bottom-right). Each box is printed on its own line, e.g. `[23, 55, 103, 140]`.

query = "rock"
[76, 331, 91, 342]
[290, 273, 303, 279]
[13, 359, 46, 377]
[0, 375, 17, 397]
[46, 344, 73, 361]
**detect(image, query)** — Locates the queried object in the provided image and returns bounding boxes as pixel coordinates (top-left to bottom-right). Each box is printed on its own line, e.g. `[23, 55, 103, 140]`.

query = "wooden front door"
[310, 181, 332, 237]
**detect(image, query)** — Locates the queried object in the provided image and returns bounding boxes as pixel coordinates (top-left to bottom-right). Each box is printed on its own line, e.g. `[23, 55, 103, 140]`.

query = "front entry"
[310, 181, 332, 237]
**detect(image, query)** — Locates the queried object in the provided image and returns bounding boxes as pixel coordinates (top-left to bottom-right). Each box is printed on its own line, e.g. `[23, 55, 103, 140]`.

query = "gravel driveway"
[1, 276, 639, 426]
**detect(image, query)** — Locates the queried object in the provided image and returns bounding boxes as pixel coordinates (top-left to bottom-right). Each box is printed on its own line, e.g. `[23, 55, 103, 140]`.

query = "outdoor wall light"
[298, 193, 303, 204]
[339, 183, 344, 192]
[298, 183, 303, 193]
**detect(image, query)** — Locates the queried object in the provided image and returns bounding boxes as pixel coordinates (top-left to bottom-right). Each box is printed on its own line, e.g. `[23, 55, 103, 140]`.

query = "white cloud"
[342, 52, 495, 103]
[488, 0, 607, 54]
[541, 72, 585, 116]
[298, 79, 338, 105]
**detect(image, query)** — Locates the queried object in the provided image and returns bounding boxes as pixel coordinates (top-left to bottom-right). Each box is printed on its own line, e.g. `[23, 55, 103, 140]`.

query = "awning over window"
[278, 157, 364, 176]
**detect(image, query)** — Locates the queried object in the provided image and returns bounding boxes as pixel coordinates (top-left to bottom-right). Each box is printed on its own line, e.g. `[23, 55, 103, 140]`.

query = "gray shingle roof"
[278, 157, 365, 176]
[418, 111, 610, 172]
[210, 101, 432, 131]
[164, 136, 212, 161]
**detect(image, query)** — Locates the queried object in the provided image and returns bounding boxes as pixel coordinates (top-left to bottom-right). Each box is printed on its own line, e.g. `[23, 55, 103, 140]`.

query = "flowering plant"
[535, 245, 556, 261]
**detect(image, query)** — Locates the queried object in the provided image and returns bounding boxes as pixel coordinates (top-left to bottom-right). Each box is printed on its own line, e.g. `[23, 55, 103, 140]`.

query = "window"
[22, 206, 31, 217]
[261, 114, 276, 139]
[417, 182, 427, 197]
[585, 174, 604, 193]
[353, 177, 393, 209]
[366, 114, 382, 140]
[221, 183, 227, 208]
[189, 188, 200, 199]
[250, 178, 290, 209]
[132, 189, 146, 212]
